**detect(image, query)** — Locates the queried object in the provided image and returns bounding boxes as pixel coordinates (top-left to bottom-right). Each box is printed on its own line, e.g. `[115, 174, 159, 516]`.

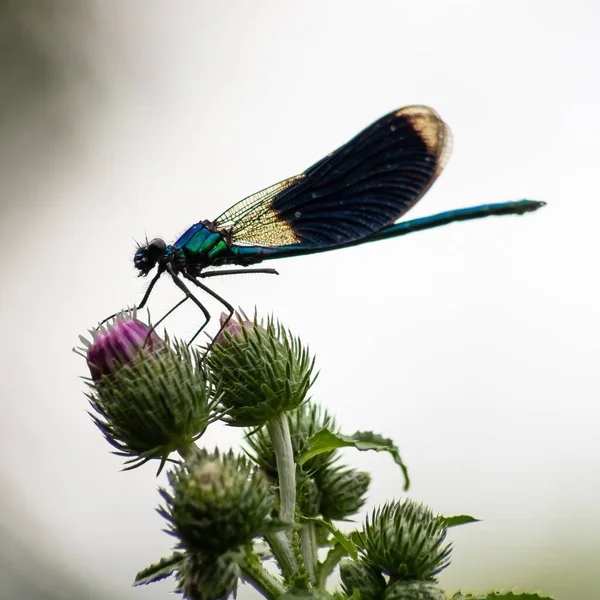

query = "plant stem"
[264, 531, 298, 579]
[268, 414, 297, 526]
[317, 544, 347, 589]
[267, 413, 299, 578]
[177, 444, 195, 460]
[301, 521, 317, 585]
[240, 547, 286, 599]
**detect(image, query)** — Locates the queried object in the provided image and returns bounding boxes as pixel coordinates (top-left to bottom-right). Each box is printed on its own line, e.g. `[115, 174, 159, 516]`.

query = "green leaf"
[298, 429, 410, 490]
[451, 593, 555, 600]
[440, 514, 480, 528]
[133, 552, 184, 586]
[304, 517, 358, 560]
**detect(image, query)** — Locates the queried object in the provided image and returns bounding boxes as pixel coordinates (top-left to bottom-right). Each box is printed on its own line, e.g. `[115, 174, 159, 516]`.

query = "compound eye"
[147, 238, 166, 262]
[148, 238, 167, 253]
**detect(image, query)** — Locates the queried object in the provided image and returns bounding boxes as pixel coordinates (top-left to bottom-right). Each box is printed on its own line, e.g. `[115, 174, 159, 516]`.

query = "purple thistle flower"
[83, 316, 163, 382]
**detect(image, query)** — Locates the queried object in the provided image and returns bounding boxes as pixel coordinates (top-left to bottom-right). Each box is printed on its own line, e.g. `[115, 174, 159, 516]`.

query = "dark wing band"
[214, 105, 451, 249]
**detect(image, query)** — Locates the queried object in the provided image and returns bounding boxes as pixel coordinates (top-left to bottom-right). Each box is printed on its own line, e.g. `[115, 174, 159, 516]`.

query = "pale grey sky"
[0, 1, 598, 598]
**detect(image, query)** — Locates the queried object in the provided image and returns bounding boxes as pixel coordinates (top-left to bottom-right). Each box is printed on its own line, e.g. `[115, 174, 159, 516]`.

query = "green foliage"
[134, 552, 184, 586]
[451, 594, 555, 600]
[79, 311, 555, 600]
[439, 515, 480, 528]
[297, 429, 410, 491]
[304, 518, 358, 560]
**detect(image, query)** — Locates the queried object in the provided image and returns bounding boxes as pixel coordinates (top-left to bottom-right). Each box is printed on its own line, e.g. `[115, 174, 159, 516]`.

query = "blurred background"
[0, 1, 598, 598]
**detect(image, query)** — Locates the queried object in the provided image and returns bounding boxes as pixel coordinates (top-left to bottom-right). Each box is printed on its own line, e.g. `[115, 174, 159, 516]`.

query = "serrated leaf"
[452, 593, 555, 600]
[304, 517, 358, 560]
[298, 429, 410, 490]
[133, 552, 184, 586]
[440, 514, 480, 528]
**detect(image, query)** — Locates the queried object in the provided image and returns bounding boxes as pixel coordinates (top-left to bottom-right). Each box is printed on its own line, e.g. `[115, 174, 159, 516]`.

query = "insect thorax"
[171, 223, 236, 273]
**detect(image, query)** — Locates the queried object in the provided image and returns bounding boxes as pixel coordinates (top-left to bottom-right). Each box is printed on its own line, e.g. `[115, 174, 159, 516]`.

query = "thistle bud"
[384, 581, 447, 600]
[213, 311, 256, 348]
[359, 500, 452, 581]
[206, 312, 316, 427]
[296, 471, 321, 517]
[158, 449, 275, 555]
[176, 552, 240, 600]
[340, 559, 387, 600]
[317, 466, 370, 521]
[76, 314, 215, 470]
[85, 315, 162, 381]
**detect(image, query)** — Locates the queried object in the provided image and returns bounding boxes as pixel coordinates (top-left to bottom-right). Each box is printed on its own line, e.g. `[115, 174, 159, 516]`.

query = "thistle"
[358, 500, 452, 582]
[76, 308, 553, 600]
[205, 312, 316, 427]
[176, 552, 240, 600]
[158, 449, 277, 556]
[384, 580, 447, 600]
[76, 312, 218, 470]
[316, 465, 370, 520]
[340, 558, 387, 600]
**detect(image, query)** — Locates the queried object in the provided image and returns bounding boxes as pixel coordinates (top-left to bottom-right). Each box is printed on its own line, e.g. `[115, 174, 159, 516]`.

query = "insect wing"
[214, 105, 451, 249]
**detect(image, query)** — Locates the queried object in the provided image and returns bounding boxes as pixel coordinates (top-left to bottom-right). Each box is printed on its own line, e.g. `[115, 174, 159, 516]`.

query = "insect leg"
[137, 270, 163, 309]
[199, 268, 279, 278]
[181, 272, 235, 352]
[145, 295, 189, 342]
[99, 270, 163, 327]
[162, 267, 212, 346]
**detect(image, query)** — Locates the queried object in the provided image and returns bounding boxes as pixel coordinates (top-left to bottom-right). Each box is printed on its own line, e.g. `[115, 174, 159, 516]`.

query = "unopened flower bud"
[359, 500, 452, 581]
[176, 552, 240, 600]
[296, 472, 321, 517]
[76, 314, 215, 469]
[317, 466, 370, 520]
[384, 580, 447, 600]
[206, 312, 316, 427]
[340, 559, 387, 600]
[158, 449, 275, 555]
[213, 311, 256, 348]
[84, 315, 162, 382]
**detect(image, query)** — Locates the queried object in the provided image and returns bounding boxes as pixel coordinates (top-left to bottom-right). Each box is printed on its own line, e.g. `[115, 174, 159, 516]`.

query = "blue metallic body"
[165, 200, 542, 273]
[120, 105, 544, 348]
